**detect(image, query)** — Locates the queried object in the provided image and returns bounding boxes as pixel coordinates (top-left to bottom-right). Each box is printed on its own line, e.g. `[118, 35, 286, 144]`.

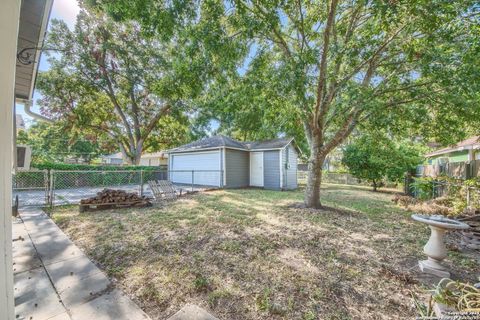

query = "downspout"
[22, 100, 53, 123]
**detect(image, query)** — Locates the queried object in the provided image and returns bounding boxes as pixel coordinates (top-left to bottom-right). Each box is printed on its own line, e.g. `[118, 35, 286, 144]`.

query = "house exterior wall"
[139, 157, 168, 166]
[1, 1, 20, 317]
[263, 150, 281, 190]
[448, 151, 469, 163]
[110, 158, 123, 165]
[282, 144, 298, 190]
[428, 151, 469, 164]
[225, 149, 249, 188]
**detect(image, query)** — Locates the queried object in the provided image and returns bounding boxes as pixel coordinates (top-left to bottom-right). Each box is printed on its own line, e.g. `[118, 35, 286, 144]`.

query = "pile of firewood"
[459, 215, 480, 250]
[79, 189, 151, 212]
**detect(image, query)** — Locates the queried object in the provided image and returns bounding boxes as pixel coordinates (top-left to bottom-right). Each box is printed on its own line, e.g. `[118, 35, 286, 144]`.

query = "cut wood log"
[79, 188, 151, 212]
[458, 215, 480, 251]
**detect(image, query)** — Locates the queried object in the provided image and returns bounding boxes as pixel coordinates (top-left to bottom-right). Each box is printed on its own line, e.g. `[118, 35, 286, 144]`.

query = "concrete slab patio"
[13, 208, 150, 320]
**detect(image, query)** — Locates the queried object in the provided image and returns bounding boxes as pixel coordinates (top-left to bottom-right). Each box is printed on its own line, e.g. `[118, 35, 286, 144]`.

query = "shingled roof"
[168, 135, 294, 153]
[425, 136, 480, 157]
[245, 137, 294, 150]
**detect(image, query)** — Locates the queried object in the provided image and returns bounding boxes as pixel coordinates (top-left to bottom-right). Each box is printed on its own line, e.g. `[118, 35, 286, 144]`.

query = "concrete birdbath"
[411, 214, 470, 278]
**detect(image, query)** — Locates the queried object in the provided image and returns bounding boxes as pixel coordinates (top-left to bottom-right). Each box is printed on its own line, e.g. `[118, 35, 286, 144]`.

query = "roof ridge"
[167, 135, 294, 153]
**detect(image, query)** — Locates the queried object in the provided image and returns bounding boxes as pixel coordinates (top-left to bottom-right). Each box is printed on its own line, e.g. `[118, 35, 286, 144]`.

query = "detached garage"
[167, 135, 299, 190]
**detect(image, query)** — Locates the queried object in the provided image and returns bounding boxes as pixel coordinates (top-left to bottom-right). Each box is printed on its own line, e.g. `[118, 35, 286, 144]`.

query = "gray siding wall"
[264, 150, 281, 190]
[283, 144, 298, 189]
[225, 149, 249, 188]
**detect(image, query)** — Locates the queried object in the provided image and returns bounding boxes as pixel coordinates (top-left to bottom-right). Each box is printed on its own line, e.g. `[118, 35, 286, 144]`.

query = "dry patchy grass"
[51, 184, 479, 320]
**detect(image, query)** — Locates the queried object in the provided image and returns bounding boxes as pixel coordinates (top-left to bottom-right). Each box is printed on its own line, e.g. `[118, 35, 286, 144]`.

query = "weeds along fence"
[409, 178, 480, 212]
[13, 169, 224, 207]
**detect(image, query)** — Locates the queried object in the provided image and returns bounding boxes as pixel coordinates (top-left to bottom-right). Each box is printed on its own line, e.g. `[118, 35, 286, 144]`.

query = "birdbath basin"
[412, 214, 470, 278]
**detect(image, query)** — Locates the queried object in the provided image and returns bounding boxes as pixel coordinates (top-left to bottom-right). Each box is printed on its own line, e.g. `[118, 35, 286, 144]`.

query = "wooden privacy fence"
[417, 160, 480, 180]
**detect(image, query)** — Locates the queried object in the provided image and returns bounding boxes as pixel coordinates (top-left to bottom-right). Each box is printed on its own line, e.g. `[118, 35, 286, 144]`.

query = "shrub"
[408, 177, 480, 215]
[342, 135, 422, 191]
[410, 177, 434, 200]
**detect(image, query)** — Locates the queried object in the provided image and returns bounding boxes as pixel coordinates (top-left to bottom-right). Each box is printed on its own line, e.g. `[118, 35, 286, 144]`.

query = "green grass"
[51, 184, 479, 320]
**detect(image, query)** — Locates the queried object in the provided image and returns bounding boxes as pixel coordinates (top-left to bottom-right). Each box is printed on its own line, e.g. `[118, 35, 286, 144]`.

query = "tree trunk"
[304, 147, 326, 209]
[132, 139, 144, 165]
[133, 149, 142, 165]
[119, 143, 143, 165]
[372, 180, 377, 192]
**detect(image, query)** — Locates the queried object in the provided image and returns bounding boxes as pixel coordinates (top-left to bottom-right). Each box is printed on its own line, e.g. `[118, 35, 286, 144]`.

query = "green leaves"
[38, 3, 248, 163]
[17, 121, 114, 164]
[342, 133, 424, 190]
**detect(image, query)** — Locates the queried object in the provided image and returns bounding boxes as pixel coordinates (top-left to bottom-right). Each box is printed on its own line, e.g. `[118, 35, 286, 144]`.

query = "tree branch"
[322, 108, 361, 155]
[129, 86, 142, 141]
[315, 0, 339, 126]
[337, 24, 408, 87]
[143, 104, 172, 138]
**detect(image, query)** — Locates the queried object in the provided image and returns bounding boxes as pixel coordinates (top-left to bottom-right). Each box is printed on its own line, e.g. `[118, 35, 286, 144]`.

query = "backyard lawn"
[51, 184, 479, 320]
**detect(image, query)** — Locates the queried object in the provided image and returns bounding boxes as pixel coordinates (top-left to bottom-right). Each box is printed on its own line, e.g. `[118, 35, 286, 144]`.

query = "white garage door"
[170, 151, 221, 186]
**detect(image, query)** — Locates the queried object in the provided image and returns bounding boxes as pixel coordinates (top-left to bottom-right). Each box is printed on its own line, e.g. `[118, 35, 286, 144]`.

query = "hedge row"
[33, 162, 166, 171]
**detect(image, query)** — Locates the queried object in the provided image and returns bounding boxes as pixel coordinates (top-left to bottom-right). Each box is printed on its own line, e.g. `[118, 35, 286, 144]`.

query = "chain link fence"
[297, 170, 402, 190]
[13, 169, 224, 208]
[298, 171, 369, 186]
[12, 170, 49, 206]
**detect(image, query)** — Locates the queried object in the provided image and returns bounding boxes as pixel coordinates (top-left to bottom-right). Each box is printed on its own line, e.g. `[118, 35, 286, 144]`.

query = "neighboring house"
[101, 151, 169, 166]
[425, 136, 480, 165]
[64, 156, 89, 164]
[100, 152, 124, 165]
[167, 135, 299, 190]
[139, 151, 168, 167]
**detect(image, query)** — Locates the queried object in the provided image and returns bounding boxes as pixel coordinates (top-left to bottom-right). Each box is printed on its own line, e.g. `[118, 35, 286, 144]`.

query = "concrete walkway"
[167, 304, 219, 320]
[13, 208, 150, 320]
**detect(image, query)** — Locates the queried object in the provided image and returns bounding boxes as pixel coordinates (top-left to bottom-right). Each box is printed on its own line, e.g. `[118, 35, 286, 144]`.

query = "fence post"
[191, 170, 194, 192]
[140, 170, 144, 196]
[49, 170, 55, 209]
[44, 170, 49, 207]
[466, 187, 471, 209]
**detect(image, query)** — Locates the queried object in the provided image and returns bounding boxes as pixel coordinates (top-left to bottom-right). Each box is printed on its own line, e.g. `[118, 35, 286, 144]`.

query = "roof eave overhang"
[15, 0, 54, 101]
[425, 144, 480, 158]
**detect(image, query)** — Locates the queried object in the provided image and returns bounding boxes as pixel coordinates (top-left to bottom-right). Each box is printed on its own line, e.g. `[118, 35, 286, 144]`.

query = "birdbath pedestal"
[411, 214, 470, 278]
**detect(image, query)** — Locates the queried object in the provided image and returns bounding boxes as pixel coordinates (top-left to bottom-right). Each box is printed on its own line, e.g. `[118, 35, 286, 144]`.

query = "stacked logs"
[79, 189, 151, 212]
[459, 214, 480, 250]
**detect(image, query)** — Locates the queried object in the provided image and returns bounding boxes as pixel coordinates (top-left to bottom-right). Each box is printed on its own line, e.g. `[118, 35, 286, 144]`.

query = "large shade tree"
[221, 0, 479, 208]
[38, 4, 244, 164]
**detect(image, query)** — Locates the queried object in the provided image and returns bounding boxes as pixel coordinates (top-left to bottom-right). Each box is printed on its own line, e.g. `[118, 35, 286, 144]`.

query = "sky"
[17, 0, 81, 126]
